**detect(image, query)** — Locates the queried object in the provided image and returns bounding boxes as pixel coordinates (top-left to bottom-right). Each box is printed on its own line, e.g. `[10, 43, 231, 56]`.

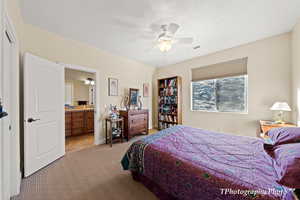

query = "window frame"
[190, 75, 248, 114]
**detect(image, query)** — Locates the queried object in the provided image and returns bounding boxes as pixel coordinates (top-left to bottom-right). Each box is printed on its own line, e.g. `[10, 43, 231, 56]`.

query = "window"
[192, 75, 248, 113]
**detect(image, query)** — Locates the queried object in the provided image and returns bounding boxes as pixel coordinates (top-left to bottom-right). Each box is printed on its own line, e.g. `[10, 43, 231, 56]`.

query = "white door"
[0, 29, 13, 200]
[24, 53, 65, 177]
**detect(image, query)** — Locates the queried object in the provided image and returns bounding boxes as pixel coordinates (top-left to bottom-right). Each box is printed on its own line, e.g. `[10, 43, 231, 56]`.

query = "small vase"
[138, 96, 142, 110]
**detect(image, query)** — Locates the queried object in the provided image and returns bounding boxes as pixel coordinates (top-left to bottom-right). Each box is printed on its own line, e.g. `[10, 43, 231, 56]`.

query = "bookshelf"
[158, 76, 182, 130]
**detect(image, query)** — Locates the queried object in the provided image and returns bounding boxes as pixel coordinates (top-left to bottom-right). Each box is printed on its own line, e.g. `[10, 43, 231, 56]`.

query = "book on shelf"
[158, 122, 177, 129]
[158, 76, 181, 130]
[160, 78, 177, 89]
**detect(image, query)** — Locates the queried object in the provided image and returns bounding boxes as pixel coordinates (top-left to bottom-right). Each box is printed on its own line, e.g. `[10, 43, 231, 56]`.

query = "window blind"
[191, 57, 248, 82]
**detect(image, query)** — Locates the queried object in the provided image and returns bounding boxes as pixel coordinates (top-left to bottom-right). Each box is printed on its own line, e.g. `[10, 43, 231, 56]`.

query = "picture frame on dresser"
[129, 88, 139, 106]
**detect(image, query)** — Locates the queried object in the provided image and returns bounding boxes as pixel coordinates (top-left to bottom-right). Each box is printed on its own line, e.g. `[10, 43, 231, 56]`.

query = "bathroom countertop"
[65, 107, 94, 112]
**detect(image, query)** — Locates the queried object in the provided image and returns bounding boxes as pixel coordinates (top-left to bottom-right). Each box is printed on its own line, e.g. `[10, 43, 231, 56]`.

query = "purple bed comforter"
[121, 126, 295, 200]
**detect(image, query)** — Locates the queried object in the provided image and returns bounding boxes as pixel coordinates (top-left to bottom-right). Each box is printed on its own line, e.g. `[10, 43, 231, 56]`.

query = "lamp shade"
[270, 102, 291, 111]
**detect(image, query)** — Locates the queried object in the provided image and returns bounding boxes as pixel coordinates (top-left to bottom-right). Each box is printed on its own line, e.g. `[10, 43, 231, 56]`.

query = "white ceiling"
[21, 0, 300, 67]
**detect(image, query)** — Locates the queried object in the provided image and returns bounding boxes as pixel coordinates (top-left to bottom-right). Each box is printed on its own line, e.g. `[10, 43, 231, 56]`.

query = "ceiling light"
[84, 78, 95, 85]
[158, 40, 172, 52]
[85, 79, 91, 85]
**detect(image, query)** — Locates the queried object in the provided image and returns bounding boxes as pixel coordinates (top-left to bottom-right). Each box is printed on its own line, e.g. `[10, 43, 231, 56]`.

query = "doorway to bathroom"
[64, 68, 96, 153]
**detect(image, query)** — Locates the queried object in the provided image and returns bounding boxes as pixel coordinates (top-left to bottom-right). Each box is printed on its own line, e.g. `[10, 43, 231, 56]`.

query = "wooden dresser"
[119, 109, 149, 141]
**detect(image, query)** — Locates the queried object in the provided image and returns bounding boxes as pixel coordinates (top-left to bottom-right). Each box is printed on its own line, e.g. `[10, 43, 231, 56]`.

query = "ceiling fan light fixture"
[85, 78, 95, 85]
[85, 79, 91, 85]
[158, 40, 172, 52]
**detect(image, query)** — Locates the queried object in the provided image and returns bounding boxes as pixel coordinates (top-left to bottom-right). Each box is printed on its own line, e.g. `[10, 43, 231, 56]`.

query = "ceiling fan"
[155, 23, 194, 52]
[111, 18, 194, 53]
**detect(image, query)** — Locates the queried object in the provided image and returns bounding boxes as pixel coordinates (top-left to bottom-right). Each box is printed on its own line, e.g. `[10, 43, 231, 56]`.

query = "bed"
[121, 125, 296, 200]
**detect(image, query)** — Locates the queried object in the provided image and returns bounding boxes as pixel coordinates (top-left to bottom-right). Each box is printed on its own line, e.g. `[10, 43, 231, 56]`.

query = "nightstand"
[105, 117, 124, 147]
[259, 120, 296, 138]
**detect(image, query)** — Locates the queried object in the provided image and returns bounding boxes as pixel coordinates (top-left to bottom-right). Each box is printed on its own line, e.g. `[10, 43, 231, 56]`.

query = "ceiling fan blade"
[168, 23, 180, 34]
[175, 37, 194, 44]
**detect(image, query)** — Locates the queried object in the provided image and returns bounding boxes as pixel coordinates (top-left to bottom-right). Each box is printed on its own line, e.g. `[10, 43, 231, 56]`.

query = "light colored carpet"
[12, 135, 158, 200]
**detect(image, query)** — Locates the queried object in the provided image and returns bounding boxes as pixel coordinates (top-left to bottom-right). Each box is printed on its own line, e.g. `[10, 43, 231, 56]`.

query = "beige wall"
[292, 21, 300, 125]
[5, 1, 154, 195]
[6, 0, 155, 144]
[154, 33, 292, 137]
[22, 24, 155, 142]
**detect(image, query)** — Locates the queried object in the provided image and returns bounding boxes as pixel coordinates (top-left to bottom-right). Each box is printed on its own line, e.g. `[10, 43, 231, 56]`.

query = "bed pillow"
[272, 143, 300, 188]
[263, 127, 300, 155]
[267, 127, 300, 145]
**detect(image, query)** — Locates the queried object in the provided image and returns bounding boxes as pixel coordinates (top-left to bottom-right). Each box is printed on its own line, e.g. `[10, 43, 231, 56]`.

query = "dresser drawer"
[72, 111, 84, 119]
[65, 122, 72, 130]
[65, 117, 71, 124]
[130, 125, 147, 134]
[65, 129, 72, 137]
[86, 110, 94, 119]
[129, 114, 147, 125]
[65, 113, 72, 123]
[72, 120, 84, 128]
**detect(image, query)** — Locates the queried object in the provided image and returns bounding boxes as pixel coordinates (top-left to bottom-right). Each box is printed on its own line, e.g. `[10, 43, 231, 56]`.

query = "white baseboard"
[95, 137, 105, 145]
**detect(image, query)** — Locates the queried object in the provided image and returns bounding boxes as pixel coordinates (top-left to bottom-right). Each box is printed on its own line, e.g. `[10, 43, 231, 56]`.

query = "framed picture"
[108, 78, 118, 96]
[129, 88, 139, 106]
[143, 83, 149, 97]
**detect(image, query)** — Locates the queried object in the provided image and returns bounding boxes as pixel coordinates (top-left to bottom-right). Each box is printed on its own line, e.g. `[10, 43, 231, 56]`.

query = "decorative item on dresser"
[259, 120, 296, 139]
[129, 88, 139, 109]
[157, 76, 182, 130]
[122, 95, 130, 111]
[137, 96, 143, 110]
[119, 109, 149, 141]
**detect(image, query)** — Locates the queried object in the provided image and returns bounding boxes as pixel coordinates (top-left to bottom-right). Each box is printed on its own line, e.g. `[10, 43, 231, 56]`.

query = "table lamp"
[270, 102, 291, 124]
